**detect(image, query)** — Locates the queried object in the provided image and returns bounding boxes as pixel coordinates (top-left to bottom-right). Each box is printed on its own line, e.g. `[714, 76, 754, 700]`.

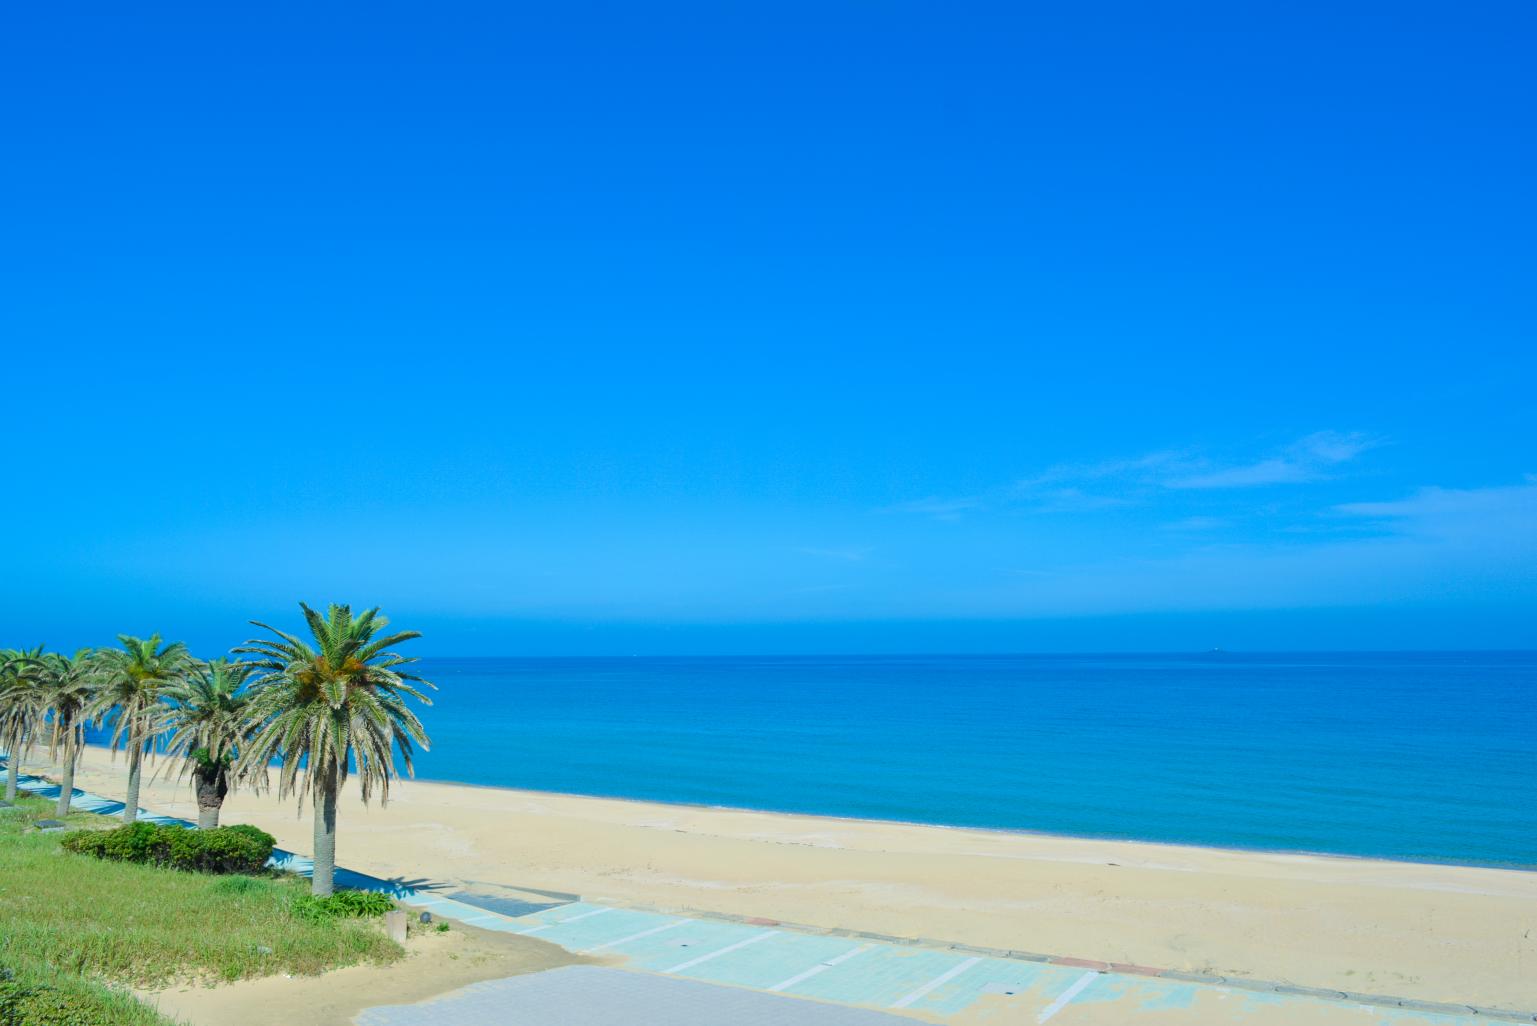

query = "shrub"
[221, 824, 276, 849]
[292, 889, 395, 922]
[61, 821, 160, 862]
[62, 823, 275, 875]
[0, 980, 99, 1026]
[0, 977, 39, 1026]
[1, 968, 153, 1026]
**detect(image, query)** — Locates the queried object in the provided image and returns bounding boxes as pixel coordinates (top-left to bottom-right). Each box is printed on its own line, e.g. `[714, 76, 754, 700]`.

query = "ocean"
[405, 652, 1534, 868]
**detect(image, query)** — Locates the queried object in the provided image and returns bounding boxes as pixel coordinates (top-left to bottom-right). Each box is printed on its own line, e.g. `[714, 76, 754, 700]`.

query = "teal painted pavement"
[411, 897, 1505, 1025]
[2, 756, 1517, 1026]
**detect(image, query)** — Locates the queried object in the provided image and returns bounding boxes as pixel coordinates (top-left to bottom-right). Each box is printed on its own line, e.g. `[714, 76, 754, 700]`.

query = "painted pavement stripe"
[585, 919, 687, 953]
[767, 944, 872, 992]
[665, 931, 778, 973]
[1036, 971, 1099, 1023]
[514, 905, 615, 935]
[556, 906, 615, 925]
[889, 957, 982, 1010]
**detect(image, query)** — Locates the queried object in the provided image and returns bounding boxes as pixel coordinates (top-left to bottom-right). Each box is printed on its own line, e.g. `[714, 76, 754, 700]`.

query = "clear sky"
[2, 3, 1533, 655]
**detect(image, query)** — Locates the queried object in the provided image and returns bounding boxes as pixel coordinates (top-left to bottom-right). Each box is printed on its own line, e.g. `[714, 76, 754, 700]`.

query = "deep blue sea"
[407, 652, 1535, 868]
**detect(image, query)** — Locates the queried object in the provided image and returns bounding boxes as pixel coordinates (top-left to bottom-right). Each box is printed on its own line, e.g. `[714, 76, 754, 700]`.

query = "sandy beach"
[144, 924, 584, 1026]
[31, 744, 1537, 1010]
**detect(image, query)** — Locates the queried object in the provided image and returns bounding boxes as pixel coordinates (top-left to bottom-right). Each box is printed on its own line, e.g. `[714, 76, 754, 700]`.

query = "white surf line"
[767, 943, 872, 992]
[889, 957, 983, 1010]
[1036, 971, 1099, 1023]
[516, 906, 615, 935]
[584, 919, 687, 953]
[664, 930, 778, 973]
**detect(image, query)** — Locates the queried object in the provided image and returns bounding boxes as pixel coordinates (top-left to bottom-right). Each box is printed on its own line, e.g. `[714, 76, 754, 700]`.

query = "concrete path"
[400, 898, 1508, 1026]
[357, 965, 915, 1026]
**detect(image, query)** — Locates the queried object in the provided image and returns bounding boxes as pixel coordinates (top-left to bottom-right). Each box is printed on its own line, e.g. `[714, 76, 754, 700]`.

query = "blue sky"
[1, 3, 1533, 654]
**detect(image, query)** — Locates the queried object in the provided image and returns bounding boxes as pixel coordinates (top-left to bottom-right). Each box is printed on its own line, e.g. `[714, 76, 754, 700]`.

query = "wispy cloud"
[1011, 450, 1192, 491]
[1166, 458, 1314, 489]
[1166, 431, 1379, 490]
[1336, 479, 1537, 536]
[884, 431, 1381, 521]
[1021, 487, 1134, 513]
[795, 545, 874, 562]
[880, 496, 983, 521]
[1008, 451, 1186, 491]
[945, 480, 1537, 619]
[1296, 431, 1379, 464]
[1161, 516, 1229, 532]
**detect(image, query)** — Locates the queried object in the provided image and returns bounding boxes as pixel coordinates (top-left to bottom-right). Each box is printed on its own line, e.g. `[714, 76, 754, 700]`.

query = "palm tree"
[160, 658, 258, 829]
[0, 647, 45, 802]
[236, 603, 433, 896]
[91, 634, 191, 824]
[35, 651, 98, 817]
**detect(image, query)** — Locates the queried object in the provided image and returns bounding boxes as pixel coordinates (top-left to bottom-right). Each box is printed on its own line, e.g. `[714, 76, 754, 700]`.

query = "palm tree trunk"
[193, 762, 227, 830]
[5, 752, 18, 802]
[55, 734, 77, 818]
[123, 726, 143, 824]
[312, 765, 338, 897]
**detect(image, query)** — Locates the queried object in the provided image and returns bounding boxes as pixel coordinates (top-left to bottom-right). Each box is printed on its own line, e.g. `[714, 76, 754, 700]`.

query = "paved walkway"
[357, 965, 915, 1026]
[395, 897, 1508, 1025]
[6, 759, 1527, 1026]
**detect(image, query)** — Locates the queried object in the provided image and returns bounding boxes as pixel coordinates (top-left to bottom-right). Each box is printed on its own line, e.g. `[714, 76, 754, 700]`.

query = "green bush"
[0, 966, 166, 1026]
[0, 974, 28, 1026]
[0, 973, 126, 1026]
[292, 889, 395, 922]
[62, 822, 275, 874]
[221, 824, 276, 849]
[62, 821, 160, 862]
[0, 980, 99, 1026]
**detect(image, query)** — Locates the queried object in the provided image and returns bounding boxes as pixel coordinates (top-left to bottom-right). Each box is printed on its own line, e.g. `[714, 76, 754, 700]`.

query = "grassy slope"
[0, 796, 403, 1024]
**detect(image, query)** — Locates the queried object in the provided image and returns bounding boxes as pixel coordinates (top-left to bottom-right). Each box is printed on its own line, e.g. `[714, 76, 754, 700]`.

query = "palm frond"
[231, 601, 433, 809]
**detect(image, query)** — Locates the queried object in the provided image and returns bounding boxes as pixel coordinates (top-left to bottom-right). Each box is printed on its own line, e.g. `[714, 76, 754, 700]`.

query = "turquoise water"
[406, 652, 1534, 867]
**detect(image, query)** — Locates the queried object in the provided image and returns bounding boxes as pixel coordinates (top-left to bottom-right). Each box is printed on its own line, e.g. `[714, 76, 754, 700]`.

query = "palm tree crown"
[90, 634, 192, 823]
[161, 657, 259, 828]
[162, 657, 256, 768]
[37, 651, 96, 750]
[237, 604, 433, 806]
[90, 634, 192, 746]
[34, 650, 99, 816]
[0, 646, 44, 747]
[0, 646, 45, 801]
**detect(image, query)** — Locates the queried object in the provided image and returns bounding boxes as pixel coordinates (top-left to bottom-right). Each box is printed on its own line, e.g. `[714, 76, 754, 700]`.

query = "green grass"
[0, 796, 404, 1023]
